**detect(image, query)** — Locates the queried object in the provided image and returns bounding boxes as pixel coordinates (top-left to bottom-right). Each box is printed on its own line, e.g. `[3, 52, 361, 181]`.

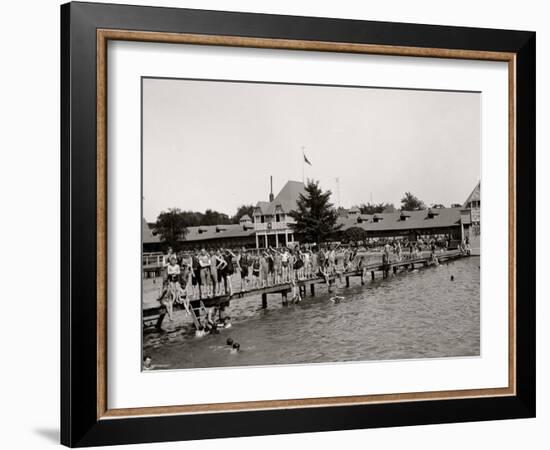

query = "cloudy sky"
[142, 77, 480, 221]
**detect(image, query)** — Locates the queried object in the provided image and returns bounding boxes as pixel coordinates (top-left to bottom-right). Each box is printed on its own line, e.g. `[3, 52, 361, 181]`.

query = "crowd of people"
[155, 235, 472, 319]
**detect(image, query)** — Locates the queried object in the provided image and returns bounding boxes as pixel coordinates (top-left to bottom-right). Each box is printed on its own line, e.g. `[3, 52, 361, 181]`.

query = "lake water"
[143, 256, 480, 370]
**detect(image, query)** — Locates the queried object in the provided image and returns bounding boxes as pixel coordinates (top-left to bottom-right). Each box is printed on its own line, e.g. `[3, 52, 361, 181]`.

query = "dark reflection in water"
[143, 256, 480, 370]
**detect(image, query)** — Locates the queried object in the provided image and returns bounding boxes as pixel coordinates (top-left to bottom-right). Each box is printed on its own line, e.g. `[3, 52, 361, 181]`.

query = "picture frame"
[61, 1, 535, 447]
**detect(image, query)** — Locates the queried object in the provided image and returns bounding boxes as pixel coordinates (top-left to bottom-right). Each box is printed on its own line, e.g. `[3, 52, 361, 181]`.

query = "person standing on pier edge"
[238, 248, 250, 292]
[209, 249, 221, 296]
[198, 248, 211, 298]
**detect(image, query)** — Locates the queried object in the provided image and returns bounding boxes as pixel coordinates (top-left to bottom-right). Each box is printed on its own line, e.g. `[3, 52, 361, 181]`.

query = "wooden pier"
[143, 250, 468, 330]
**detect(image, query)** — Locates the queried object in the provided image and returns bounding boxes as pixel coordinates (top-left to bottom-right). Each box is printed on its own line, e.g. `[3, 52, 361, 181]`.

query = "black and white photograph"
[141, 77, 481, 370]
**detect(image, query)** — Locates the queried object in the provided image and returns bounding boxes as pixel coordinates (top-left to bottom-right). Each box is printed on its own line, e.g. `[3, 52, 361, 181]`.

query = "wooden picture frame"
[61, 2, 535, 447]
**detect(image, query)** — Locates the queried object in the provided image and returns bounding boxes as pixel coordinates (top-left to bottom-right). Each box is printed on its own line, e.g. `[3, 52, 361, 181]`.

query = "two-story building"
[253, 180, 306, 248]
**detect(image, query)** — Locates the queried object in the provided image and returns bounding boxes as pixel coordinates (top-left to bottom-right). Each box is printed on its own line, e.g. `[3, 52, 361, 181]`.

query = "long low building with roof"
[143, 179, 480, 250]
[338, 207, 467, 242]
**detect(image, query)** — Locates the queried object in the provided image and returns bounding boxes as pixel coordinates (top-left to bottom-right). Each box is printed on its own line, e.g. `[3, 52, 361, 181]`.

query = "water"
[143, 256, 480, 370]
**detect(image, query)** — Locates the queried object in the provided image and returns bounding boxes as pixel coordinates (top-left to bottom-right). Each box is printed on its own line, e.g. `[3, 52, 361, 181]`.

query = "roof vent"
[427, 209, 439, 219]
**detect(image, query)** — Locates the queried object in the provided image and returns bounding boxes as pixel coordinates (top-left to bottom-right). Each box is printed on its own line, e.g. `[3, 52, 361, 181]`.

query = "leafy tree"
[153, 208, 188, 250]
[451, 203, 463, 208]
[356, 202, 385, 214]
[431, 203, 445, 209]
[201, 209, 231, 226]
[355, 202, 396, 214]
[382, 203, 396, 213]
[343, 226, 368, 243]
[288, 180, 342, 244]
[232, 204, 255, 223]
[400, 192, 426, 211]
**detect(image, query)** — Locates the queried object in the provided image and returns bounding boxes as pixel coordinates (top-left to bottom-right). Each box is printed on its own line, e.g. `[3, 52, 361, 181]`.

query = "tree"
[343, 226, 368, 243]
[153, 208, 188, 250]
[288, 180, 342, 244]
[431, 203, 445, 209]
[201, 209, 231, 226]
[400, 192, 426, 211]
[451, 203, 463, 208]
[356, 202, 393, 214]
[232, 204, 255, 223]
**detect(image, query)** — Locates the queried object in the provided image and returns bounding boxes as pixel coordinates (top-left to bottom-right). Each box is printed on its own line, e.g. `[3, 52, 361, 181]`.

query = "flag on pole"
[303, 151, 312, 166]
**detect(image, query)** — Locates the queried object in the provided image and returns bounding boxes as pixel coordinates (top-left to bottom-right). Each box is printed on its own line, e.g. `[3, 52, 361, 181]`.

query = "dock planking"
[143, 250, 468, 329]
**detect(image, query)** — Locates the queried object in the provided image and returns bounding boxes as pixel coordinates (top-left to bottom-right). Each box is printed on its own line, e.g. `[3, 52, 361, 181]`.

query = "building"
[252, 180, 306, 248]
[461, 181, 481, 253]
[143, 180, 481, 250]
[338, 207, 465, 242]
[142, 217, 161, 252]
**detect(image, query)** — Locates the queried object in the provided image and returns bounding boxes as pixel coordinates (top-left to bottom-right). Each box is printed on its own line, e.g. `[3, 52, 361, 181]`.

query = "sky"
[142, 78, 480, 221]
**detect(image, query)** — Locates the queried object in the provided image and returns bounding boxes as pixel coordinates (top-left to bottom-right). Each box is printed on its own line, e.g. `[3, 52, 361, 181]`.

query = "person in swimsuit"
[221, 249, 236, 296]
[165, 256, 181, 320]
[281, 248, 290, 282]
[156, 247, 174, 302]
[191, 253, 201, 299]
[238, 248, 250, 292]
[266, 250, 275, 286]
[210, 249, 220, 296]
[328, 246, 337, 275]
[178, 252, 193, 302]
[293, 250, 304, 280]
[198, 249, 211, 298]
[251, 252, 261, 288]
[259, 252, 269, 288]
[270, 248, 282, 285]
[310, 248, 319, 277]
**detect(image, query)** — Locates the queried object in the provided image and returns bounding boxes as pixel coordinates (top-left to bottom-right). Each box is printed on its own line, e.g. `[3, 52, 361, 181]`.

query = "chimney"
[269, 176, 274, 202]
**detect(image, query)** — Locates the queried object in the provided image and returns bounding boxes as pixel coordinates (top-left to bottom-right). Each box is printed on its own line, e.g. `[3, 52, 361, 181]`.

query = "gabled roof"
[142, 218, 160, 244]
[463, 181, 481, 207]
[239, 214, 252, 222]
[338, 208, 462, 232]
[255, 180, 306, 215]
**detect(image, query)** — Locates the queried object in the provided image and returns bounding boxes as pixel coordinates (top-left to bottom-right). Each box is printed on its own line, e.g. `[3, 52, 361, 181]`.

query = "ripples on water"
[143, 256, 480, 370]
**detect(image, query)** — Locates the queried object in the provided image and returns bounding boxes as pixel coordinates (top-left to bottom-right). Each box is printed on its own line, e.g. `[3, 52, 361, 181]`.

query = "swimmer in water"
[451, 275, 454, 281]
[226, 337, 234, 346]
[143, 355, 153, 370]
[230, 342, 240, 354]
